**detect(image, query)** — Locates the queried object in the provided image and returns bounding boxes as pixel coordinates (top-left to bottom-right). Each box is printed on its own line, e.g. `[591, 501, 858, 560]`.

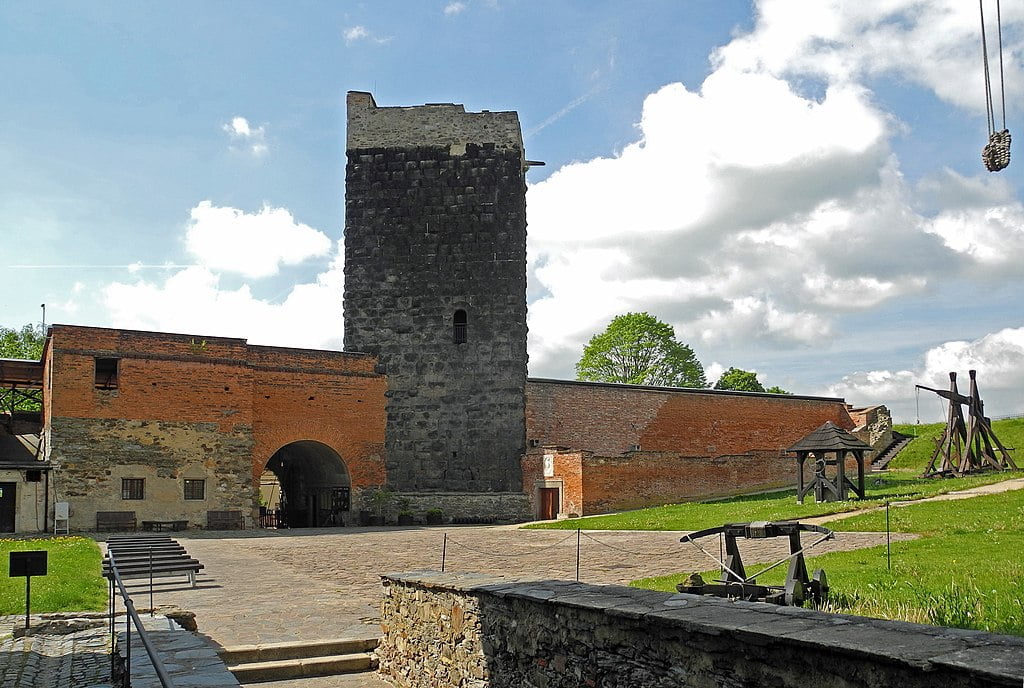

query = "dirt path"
[804, 476, 1024, 525]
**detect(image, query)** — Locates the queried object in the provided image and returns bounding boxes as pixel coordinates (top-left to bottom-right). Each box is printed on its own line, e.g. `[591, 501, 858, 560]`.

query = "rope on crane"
[980, 0, 1011, 172]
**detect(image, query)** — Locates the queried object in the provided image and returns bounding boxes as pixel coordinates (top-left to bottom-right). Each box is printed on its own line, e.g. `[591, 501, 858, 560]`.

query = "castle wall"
[45, 325, 385, 530]
[344, 92, 528, 496]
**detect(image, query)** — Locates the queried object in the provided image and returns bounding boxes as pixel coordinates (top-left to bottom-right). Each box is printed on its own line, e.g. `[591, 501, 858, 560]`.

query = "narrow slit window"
[453, 309, 468, 344]
[95, 357, 119, 390]
[121, 478, 144, 500]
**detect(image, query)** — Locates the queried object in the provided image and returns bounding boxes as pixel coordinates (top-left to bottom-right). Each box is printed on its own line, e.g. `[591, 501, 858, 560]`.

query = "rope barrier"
[444, 530, 579, 558]
[578, 531, 680, 559]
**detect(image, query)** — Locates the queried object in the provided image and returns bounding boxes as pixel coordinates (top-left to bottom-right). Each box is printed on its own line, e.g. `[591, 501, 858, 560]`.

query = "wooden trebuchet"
[918, 370, 1016, 477]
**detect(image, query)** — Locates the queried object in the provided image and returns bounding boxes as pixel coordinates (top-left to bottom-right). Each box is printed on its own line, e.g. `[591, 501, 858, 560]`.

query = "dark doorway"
[263, 441, 350, 528]
[539, 487, 559, 520]
[0, 482, 16, 532]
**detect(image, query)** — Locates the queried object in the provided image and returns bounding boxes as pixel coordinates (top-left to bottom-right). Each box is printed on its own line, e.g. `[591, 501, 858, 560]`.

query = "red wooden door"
[539, 487, 559, 520]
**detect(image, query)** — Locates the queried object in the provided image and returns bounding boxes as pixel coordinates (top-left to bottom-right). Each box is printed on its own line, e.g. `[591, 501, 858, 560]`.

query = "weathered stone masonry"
[344, 92, 529, 506]
[379, 572, 1024, 688]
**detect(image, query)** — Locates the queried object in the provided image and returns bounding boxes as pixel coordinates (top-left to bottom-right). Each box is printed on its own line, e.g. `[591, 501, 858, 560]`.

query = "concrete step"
[220, 637, 378, 664]
[220, 637, 380, 683]
[227, 652, 376, 683]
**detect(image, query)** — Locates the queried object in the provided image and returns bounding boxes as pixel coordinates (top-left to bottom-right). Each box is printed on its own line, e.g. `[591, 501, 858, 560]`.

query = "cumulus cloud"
[524, 0, 1024, 387]
[825, 326, 1024, 422]
[444, 2, 466, 15]
[184, 201, 332, 278]
[222, 116, 268, 156]
[102, 244, 346, 350]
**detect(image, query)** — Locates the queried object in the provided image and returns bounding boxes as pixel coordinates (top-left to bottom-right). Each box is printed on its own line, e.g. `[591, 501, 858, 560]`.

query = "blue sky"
[2, 1, 1023, 422]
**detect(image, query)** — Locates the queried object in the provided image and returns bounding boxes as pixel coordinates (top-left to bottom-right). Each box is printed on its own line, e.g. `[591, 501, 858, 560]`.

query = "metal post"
[886, 501, 891, 571]
[125, 596, 132, 688]
[109, 576, 115, 680]
[24, 575, 31, 632]
[441, 533, 447, 573]
[149, 547, 154, 615]
[575, 529, 581, 582]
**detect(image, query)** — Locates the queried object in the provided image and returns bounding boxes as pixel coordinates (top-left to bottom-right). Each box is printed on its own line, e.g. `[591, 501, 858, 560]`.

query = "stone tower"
[343, 92, 529, 513]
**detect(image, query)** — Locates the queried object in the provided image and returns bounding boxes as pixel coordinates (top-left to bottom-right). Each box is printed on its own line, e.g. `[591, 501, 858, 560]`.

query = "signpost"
[9, 551, 48, 632]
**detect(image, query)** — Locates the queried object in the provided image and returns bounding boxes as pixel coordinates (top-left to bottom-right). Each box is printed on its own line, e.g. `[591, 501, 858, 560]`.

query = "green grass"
[524, 470, 1020, 531]
[0, 537, 107, 614]
[632, 489, 1024, 636]
[889, 417, 1023, 471]
[526, 417, 1022, 532]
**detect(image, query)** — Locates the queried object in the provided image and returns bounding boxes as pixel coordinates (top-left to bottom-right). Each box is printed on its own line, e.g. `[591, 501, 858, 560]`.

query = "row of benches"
[103, 535, 205, 588]
[96, 510, 244, 532]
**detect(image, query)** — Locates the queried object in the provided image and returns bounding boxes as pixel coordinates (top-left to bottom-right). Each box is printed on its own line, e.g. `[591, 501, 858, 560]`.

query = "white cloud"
[102, 244, 346, 350]
[524, 0, 1024, 387]
[343, 25, 392, 45]
[825, 326, 1024, 422]
[222, 116, 268, 156]
[184, 201, 332, 279]
[444, 2, 466, 16]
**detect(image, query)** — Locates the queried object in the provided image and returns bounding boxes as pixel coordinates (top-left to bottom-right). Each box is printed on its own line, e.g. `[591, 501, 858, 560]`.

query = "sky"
[2, 1, 1023, 424]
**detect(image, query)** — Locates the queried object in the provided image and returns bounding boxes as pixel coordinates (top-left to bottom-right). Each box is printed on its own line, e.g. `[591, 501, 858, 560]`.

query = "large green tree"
[0, 324, 44, 360]
[713, 367, 790, 394]
[576, 312, 707, 388]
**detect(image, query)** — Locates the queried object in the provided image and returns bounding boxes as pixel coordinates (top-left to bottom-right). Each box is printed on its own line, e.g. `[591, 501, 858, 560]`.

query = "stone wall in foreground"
[378, 571, 1024, 688]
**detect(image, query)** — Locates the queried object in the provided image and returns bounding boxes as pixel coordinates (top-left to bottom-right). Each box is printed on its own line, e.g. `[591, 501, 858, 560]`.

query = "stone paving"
[117, 524, 914, 648]
[0, 614, 112, 688]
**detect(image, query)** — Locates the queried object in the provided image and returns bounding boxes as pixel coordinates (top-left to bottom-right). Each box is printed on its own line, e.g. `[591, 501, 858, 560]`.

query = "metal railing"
[107, 550, 177, 688]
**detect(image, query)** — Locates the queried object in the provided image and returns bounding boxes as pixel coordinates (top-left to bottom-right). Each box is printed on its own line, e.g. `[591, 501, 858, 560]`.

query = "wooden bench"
[103, 559, 204, 587]
[206, 510, 243, 530]
[96, 511, 137, 532]
[104, 537, 204, 588]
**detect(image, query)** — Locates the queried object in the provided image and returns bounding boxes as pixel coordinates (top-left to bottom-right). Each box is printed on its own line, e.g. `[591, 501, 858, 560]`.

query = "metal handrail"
[107, 550, 177, 688]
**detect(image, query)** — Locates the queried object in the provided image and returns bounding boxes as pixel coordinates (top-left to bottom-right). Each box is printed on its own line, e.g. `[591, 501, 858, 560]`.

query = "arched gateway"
[263, 440, 350, 528]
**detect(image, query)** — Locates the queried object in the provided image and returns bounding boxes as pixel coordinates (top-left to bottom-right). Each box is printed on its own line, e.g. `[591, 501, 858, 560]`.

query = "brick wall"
[526, 379, 854, 456]
[44, 325, 386, 529]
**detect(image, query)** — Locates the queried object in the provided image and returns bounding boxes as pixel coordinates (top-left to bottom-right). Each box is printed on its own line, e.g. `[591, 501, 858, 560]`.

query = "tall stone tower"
[343, 92, 529, 514]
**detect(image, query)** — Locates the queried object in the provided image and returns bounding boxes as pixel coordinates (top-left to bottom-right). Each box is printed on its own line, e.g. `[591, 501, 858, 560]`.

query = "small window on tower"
[453, 309, 468, 344]
[95, 358, 119, 390]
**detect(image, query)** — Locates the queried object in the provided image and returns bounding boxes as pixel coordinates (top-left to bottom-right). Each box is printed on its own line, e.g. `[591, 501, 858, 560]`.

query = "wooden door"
[0, 483, 15, 533]
[539, 487, 559, 520]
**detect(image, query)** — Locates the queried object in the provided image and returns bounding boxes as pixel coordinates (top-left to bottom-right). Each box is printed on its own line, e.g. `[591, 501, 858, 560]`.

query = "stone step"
[226, 652, 376, 683]
[219, 637, 378, 664]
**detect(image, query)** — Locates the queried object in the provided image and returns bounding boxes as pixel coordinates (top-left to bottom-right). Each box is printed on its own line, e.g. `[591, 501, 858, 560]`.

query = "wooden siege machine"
[917, 370, 1016, 477]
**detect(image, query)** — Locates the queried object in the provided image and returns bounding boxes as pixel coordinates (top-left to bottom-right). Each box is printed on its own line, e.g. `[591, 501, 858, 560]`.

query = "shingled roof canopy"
[787, 421, 871, 453]
[790, 421, 869, 504]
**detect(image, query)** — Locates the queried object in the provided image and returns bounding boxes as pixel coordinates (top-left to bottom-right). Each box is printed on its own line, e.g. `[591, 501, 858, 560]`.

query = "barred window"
[453, 309, 467, 344]
[121, 478, 144, 500]
[183, 479, 206, 500]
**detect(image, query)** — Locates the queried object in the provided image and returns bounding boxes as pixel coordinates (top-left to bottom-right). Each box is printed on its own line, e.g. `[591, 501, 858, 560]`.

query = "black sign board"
[9, 550, 47, 577]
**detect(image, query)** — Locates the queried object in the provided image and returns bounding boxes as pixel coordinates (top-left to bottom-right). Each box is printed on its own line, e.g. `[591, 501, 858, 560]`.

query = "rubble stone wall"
[378, 572, 1024, 688]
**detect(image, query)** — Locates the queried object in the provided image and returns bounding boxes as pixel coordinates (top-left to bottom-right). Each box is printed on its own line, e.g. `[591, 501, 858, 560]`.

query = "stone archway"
[263, 440, 351, 528]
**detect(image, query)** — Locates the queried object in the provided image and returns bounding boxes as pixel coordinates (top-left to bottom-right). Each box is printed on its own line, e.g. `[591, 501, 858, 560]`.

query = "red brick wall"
[526, 380, 854, 456]
[581, 450, 792, 514]
[47, 325, 387, 492]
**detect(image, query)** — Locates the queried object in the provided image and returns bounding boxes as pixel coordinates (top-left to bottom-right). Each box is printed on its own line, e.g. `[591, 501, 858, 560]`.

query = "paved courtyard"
[110, 524, 912, 648]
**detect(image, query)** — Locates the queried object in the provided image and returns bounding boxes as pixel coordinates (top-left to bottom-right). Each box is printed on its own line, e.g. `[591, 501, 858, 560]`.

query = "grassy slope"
[633, 489, 1024, 635]
[526, 418, 1022, 532]
[0, 537, 107, 614]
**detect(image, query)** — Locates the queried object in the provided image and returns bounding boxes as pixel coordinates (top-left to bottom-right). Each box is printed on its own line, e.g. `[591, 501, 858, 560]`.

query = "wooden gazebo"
[789, 421, 870, 504]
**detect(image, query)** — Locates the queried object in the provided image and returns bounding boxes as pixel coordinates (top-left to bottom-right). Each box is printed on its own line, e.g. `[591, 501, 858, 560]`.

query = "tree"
[1, 324, 44, 414]
[0, 324, 44, 360]
[714, 367, 764, 392]
[576, 313, 707, 388]
[713, 367, 790, 394]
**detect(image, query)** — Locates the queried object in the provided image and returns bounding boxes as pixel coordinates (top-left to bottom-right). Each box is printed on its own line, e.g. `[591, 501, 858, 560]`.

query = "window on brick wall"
[453, 309, 468, 344]
[183, 479, 206, 500]
[121, 478, 144, 500]
[95, 358, 119, 390]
